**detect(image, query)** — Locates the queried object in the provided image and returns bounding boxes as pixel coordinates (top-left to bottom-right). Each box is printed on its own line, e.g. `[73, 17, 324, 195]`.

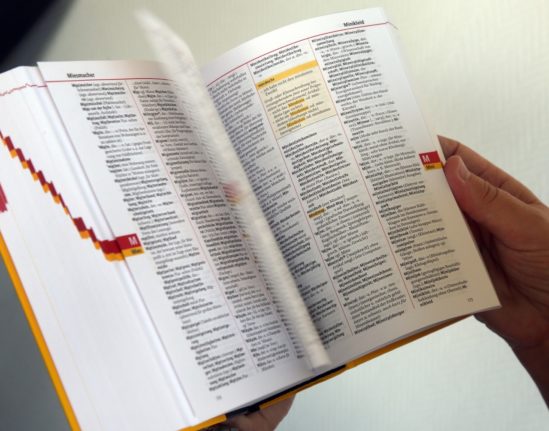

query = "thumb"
[444, 155, 532, 244]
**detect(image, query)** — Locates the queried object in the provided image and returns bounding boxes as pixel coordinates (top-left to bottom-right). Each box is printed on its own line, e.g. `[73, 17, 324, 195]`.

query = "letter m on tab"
[419, 151, 443, 170]
[116, 234, 145, 258]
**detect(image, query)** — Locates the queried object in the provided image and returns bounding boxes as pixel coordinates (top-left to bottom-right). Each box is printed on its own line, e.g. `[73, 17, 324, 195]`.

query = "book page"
[203, 8, 499, 366]
[0, 67, 190, 431]
[37, 60, 316, 421]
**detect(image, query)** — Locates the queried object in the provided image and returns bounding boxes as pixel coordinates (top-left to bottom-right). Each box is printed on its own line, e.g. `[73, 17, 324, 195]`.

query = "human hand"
[208, 396, 294, 431]
[439, 136, 549, 405]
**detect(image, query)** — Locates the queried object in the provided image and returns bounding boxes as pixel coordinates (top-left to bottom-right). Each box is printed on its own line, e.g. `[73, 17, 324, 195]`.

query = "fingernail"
[457, 157, 470, 181]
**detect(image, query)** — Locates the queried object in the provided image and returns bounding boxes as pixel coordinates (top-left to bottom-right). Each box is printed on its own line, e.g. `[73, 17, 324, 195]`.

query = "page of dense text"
[37, 60, 315, 422]
[203, 8, 499, 366]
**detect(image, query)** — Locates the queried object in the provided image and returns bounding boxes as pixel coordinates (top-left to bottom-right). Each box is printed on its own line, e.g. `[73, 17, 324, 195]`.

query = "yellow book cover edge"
[190, 318, 464, 430]
[1, 230, 463, 431]
[0, 232, 81, 430]
[258, 317, 462, 411]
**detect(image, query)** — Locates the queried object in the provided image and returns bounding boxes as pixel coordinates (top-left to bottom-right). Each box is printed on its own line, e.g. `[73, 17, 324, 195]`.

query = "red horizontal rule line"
[0, 83, 47, 97]
[0, 130, 144, 261]
[45, 77, 170, 84]
[0, 77, 171, 96]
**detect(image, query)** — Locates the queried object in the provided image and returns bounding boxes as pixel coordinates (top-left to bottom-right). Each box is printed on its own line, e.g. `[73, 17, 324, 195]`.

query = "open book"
[0, 8, 499, 431]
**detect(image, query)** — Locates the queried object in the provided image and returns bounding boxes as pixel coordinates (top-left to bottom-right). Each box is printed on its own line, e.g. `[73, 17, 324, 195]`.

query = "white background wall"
[1, 0, 548, 430]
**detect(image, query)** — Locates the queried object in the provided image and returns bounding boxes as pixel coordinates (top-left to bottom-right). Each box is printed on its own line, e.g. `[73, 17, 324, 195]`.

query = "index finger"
[437, 136, 541, 205]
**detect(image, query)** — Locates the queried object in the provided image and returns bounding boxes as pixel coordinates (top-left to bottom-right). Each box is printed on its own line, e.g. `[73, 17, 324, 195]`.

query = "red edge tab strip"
[418, 151, 443, 170]
[1, 130, 143, 260]
[0, 183, 7, 213]
[117, 234, 144, 257]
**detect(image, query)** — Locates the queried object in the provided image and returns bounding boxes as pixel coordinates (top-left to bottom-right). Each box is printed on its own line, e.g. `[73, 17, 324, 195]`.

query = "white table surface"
[1, 1, 548, 430]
